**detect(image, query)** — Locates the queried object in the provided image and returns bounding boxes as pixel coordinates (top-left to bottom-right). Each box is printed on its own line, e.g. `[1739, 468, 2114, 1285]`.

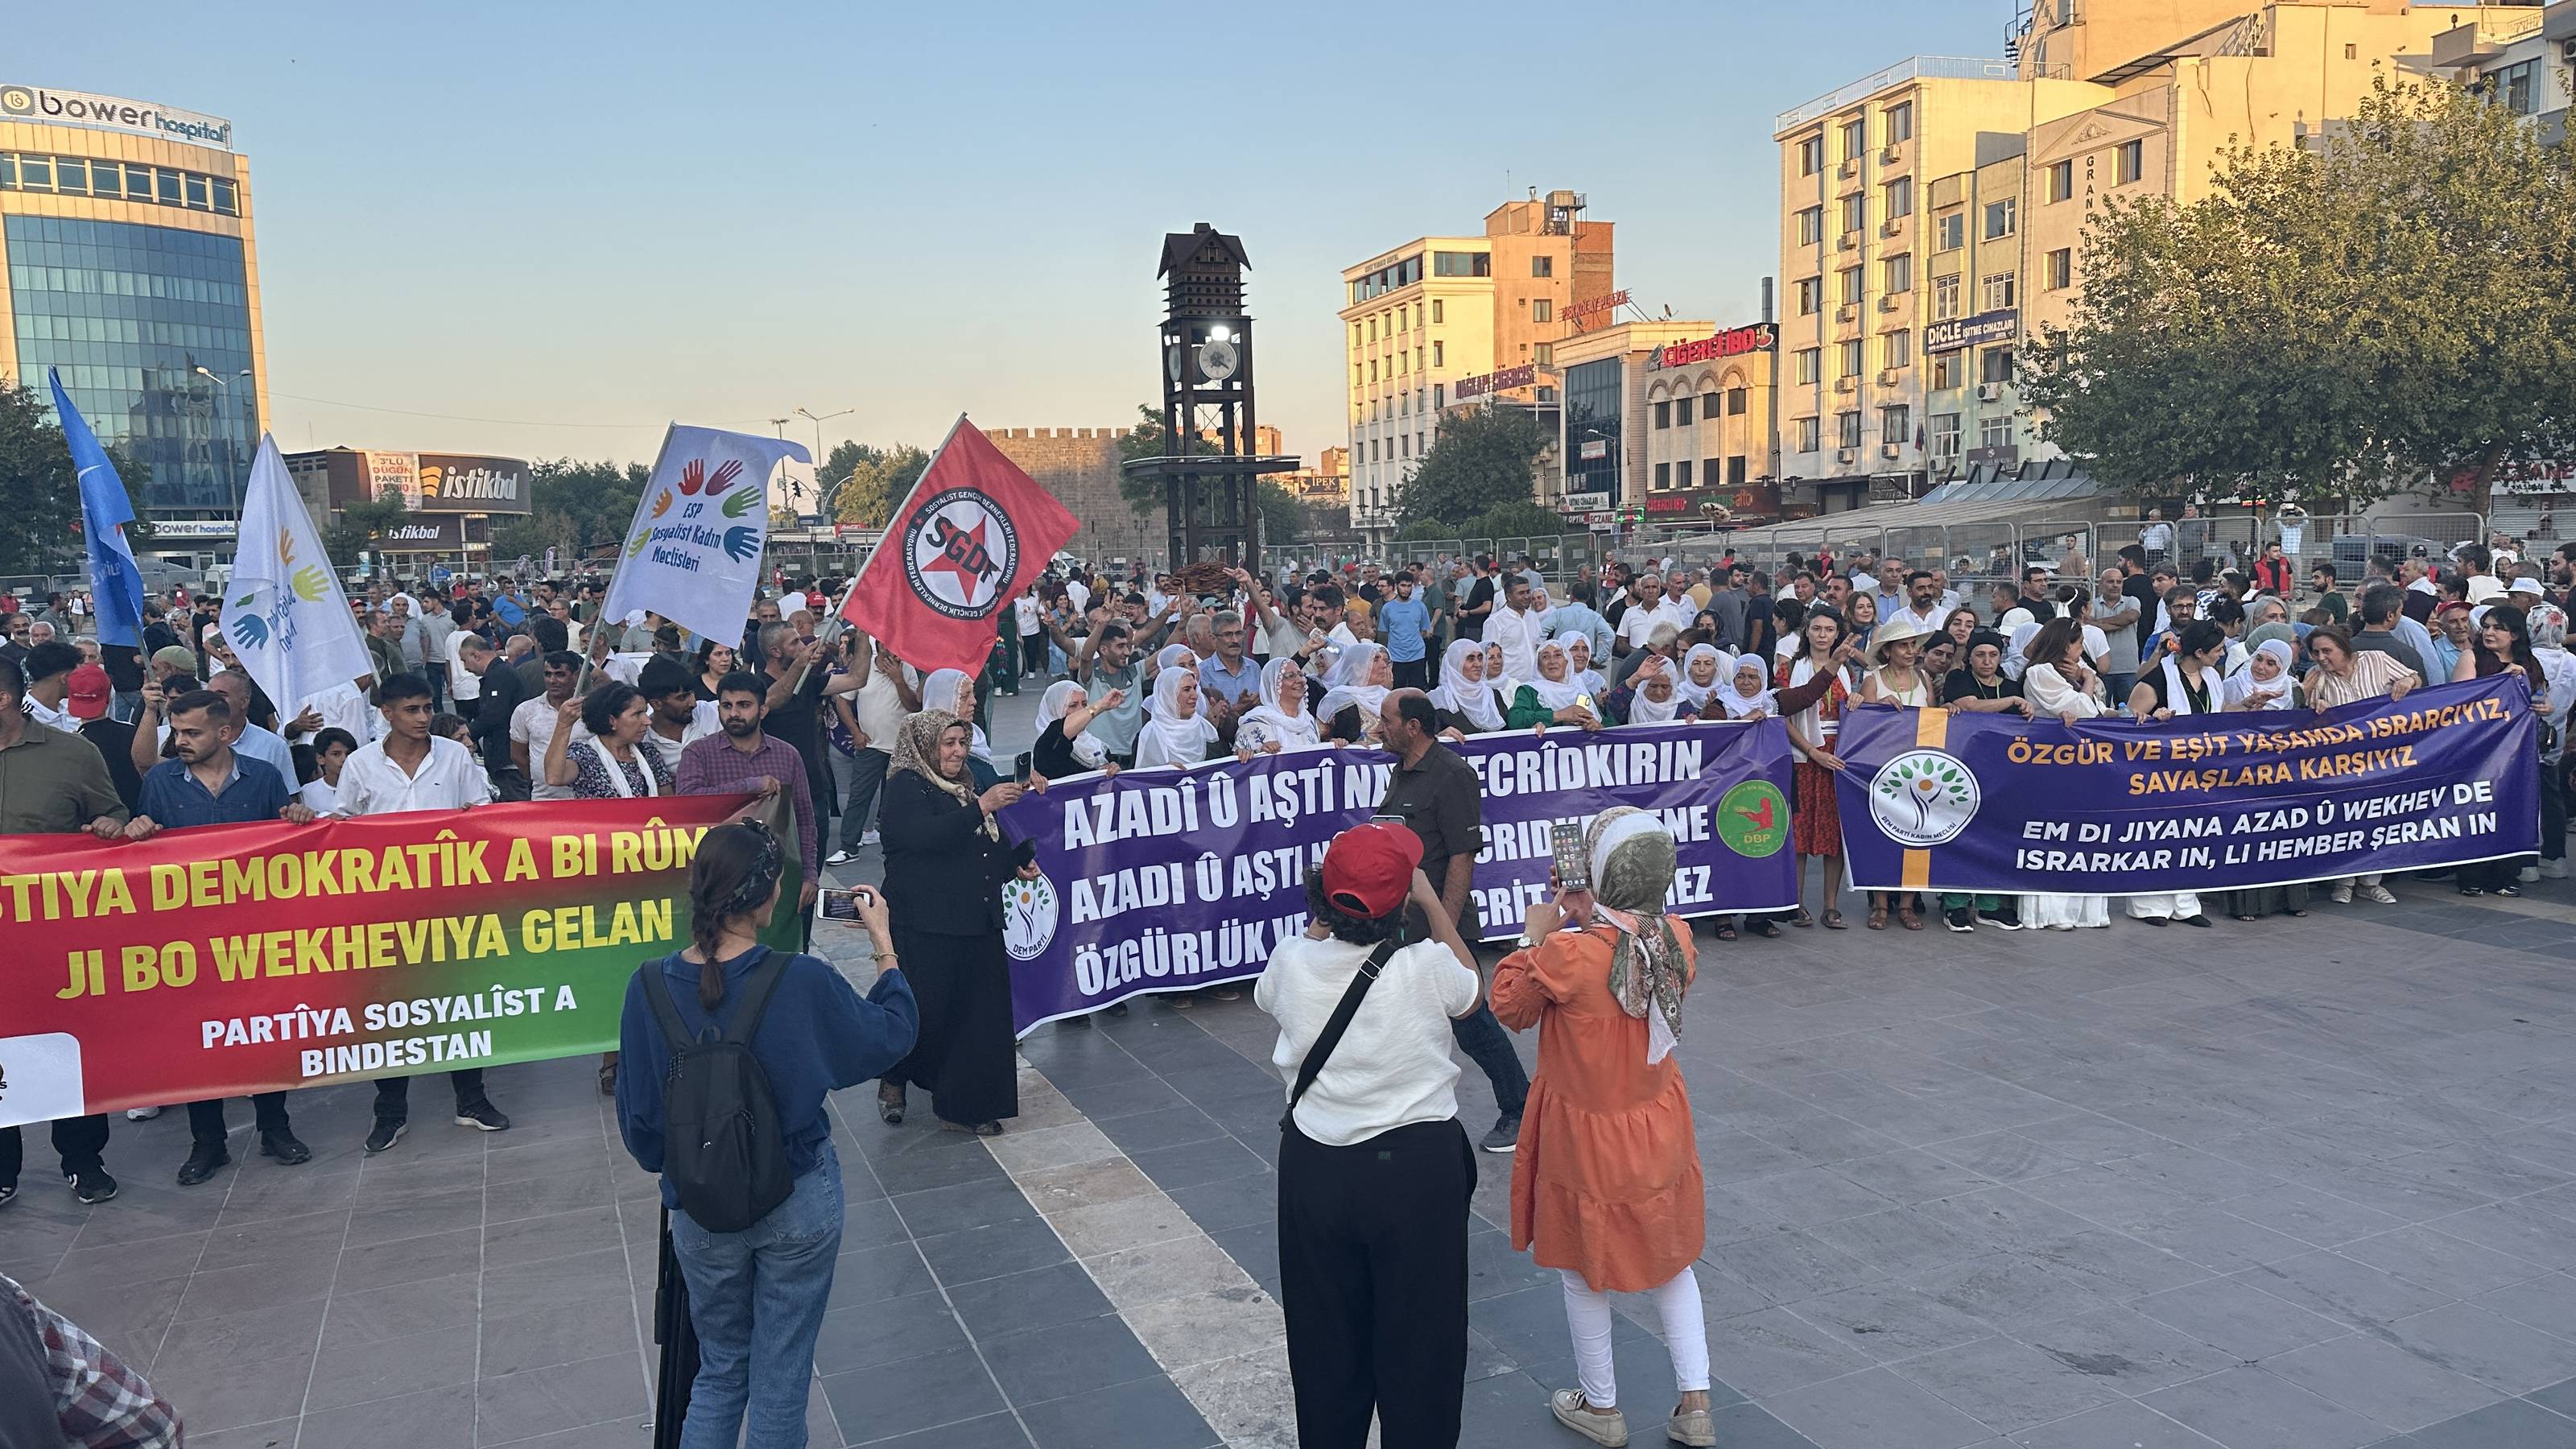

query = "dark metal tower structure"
[1126, 223, 1295, 573]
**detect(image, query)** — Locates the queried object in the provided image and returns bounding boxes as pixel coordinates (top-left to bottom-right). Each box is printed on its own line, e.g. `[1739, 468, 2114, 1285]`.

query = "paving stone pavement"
[9, 676, 2576, 1447]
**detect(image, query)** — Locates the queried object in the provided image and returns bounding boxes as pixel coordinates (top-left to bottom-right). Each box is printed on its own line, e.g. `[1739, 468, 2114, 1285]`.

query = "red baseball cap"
[66, 663, 110, 720]
[1320, 822, 1423, 920]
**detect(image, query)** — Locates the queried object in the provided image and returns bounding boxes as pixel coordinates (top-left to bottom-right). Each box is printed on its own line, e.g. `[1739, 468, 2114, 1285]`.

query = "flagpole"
[585, 424, 679, 696]
[805, 413, 971, 690]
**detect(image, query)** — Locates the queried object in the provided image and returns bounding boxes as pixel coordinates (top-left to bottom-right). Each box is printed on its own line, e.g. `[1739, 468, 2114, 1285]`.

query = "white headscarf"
[2220, 638, 2297, 711]
[1430, 638, 1505, 733]
[921, 667, 991, 761]
[1135, 664, 1218, 768]
[1317, 642, 1390, 726]
[1150, 645, 1198, 695]
[1717, 654, 1777, 720]
[2001, 623, 2041, 683]
[1555, 630, 1607, 699]
[1676, 643, 1725, 709]
[1236, 656, 1319, 752]
[1038, 679, 1109, 769]
[1522, 640, 1583, 710]
[1629, 667, 1683, 723]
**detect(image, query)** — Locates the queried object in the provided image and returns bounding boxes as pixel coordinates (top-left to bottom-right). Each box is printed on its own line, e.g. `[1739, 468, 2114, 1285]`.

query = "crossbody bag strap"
[1279, 935, 1406, 1132]
[720, 947, 790, 1045]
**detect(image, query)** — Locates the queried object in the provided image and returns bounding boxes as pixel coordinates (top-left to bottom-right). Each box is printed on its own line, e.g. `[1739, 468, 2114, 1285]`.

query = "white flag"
[221, 436, 374, 717]
[600, 425, 809, 645]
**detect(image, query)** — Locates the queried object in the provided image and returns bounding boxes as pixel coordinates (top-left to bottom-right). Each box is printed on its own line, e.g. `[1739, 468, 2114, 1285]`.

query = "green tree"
[1393, 404, 1546, 527]
[2021, 75, 2576, 506]
[1468, 500, 1565, 539]
[1255, 481, 1304, 547]
[526, 458, 652, 555]
[1115, 402, 1219, 513]
[832, 444, 930, 528]
[0, 381, 155, 575]
[324, 489, 412, 567]
[491, 507, 578, 567]
[1397, 518, 1455, 542]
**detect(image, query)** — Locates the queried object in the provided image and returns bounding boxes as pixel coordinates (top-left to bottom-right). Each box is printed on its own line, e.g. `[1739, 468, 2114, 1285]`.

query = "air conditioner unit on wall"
[1977, 382, 2006, 402]
[1881, 146, 1901, 164]
[1880, 443, 1902, 458]
[1838, 230, 1860, 251]
[1835, 448, 1859, 464]
[1880, 220, 1902, 237]
[1878, 369, 1904, 386]
[1839, 159, 1860, 179]
[1835, 377, 1858, 393]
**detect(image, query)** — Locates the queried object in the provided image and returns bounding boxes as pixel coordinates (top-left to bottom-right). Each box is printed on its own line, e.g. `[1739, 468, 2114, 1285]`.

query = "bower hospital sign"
[0, 85, 233, 151]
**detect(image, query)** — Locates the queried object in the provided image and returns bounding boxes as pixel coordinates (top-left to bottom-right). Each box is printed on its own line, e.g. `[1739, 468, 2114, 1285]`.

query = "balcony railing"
[1776, 56, 2020, 134]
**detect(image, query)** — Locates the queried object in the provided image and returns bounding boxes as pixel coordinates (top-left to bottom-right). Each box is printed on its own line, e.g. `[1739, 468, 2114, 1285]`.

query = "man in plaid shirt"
[1, 1273, 180, 1446]
[678, 669, 821, 916]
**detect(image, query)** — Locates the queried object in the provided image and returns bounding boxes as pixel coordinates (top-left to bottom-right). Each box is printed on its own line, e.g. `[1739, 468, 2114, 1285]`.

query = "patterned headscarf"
[893, 707, 994, 839]
[1585, 807, 1685, 1065]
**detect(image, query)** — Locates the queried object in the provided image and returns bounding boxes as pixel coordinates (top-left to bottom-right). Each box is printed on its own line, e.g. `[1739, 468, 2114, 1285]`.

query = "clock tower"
[1127, 223, 1294, 572]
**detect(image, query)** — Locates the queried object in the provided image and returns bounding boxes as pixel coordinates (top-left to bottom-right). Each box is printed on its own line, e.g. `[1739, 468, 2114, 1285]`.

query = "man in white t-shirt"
[1485, 576, 1546, 683]
[633, 655, 717, 778]
[1616, 574, 1674, 655]
[821, 633, 910, 861]
[510, 651, 584, 800]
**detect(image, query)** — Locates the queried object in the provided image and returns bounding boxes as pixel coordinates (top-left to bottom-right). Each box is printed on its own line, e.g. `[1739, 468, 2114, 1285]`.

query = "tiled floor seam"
[983, 1051, 1292, 1449]
[287, 1131, 365, 1449]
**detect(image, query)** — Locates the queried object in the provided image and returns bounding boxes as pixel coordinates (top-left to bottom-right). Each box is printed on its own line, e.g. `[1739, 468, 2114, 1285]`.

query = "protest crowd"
[5, 505, 2570, 1448]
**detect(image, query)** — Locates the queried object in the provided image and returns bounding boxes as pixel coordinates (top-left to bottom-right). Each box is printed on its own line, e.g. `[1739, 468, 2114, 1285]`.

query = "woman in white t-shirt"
[1257, 823, 1486, 1449]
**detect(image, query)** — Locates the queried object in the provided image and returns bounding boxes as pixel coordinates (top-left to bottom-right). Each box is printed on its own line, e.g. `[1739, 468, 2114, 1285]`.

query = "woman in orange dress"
[1492, 807, 1713, 1448]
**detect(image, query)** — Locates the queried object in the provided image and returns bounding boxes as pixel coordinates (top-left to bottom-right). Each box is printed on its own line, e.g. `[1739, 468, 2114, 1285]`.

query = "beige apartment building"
[1557, 320, 1783, 530]
[1775, 1, 2537, 502]
[1338, 190, 1613, 542]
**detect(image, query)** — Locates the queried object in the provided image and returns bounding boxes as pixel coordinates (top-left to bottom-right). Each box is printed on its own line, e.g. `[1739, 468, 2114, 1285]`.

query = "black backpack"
[639, 947, 794, 1232]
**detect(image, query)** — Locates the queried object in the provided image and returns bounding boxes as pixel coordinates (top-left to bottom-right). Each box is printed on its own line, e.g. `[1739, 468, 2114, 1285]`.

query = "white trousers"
[1559, 1266, 1710, 1410]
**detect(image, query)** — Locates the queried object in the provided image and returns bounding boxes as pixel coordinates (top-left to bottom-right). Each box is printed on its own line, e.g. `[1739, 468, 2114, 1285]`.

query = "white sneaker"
[2330, 885, 2354, 905]
[824, 848, 853, 866]
[126, 1106, 161, 1121]
[2360, 883, 2397, 905]
[860, 830, 881, 847]
[2519, 865, 2541, 884]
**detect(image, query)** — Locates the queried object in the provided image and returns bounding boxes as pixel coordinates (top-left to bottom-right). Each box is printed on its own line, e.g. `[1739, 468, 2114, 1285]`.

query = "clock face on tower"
[1166, 343, 1185, 386]
[1197, 338, 1239, 382]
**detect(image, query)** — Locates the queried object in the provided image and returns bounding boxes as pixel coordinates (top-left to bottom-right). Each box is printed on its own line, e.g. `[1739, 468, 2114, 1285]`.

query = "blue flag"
[48, 369, 148, 650]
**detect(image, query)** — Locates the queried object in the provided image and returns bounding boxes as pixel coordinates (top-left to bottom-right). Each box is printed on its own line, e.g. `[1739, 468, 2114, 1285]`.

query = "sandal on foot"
[1549, 1388, 1630, 1447]
[1754, 919, 1783, 938]
[1822, 910, 1847, 930]
[1866, 906, 1889, 931]
[1787, 909, 1814, 928]
[1715, 923, 1739, 941]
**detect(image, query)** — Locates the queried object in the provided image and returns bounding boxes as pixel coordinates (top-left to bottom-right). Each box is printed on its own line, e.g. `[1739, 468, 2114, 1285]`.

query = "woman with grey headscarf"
[1491, 808, 1713, 1447]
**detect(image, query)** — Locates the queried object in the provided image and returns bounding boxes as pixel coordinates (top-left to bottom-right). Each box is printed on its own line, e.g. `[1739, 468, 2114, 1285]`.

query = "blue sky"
[23, 0, 1998, 472]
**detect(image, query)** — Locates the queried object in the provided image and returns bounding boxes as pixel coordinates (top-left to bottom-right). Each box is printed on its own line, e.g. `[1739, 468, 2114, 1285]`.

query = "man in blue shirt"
[1197, 612, 1264, 722]
[1543, 580, 1616, 663]
[126, 688, 318, 1187]
[1379, 572, 1434, 688]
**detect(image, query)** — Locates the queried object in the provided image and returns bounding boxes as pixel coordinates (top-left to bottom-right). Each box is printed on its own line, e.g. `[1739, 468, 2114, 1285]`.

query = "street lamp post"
[793, 407, 854, 515]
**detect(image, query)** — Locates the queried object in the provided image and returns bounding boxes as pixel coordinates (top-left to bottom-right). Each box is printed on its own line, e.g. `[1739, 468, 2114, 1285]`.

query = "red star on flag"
[923, 515, 991, 602]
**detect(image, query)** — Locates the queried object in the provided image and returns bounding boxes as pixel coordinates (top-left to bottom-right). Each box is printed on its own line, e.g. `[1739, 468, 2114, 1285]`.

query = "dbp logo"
[1867, 749, 1980, 848]
[902, 488, 1019, 620]
[1001, 874, 1059, 962]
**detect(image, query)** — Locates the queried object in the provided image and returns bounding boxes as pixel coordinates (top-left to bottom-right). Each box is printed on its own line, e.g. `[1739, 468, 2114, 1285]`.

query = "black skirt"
[884, 926, 1018, 1126]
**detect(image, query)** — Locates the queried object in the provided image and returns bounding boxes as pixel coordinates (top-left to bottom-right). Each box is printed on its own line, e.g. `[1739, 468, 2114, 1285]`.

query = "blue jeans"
[669, 1142, 844, 1449]
[1449, 1003, 1529, 1118]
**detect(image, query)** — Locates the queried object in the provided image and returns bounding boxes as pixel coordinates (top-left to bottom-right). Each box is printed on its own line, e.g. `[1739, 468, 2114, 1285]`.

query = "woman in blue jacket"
[616, 821, 918, 1449]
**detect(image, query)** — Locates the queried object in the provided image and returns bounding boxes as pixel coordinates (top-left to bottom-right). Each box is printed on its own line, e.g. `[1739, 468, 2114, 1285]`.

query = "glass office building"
[0, 87, 266, 537]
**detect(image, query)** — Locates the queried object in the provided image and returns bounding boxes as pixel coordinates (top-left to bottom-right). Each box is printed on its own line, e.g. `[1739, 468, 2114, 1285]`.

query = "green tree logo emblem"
[1867, 749, 1980, 848]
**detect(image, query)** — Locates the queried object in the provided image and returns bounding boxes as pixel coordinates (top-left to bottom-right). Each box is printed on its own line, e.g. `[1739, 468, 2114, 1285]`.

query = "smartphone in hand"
[1549, 821, 1591, 894]
[818, 887, 863, 922]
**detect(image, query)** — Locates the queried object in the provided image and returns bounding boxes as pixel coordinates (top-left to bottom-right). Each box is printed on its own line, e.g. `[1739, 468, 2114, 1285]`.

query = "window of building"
[1674, 395, 1695, 427]
[1984, 198, 2016, 238]
[1653, 400, 1672, 429]
[1401, 433, 1411, 458]
[1838, 339, 1864, 376]
[1367, 318, 1376, 342]
[1882, 405, 1911, 444]
[1430, 299, 1443, 323]
[2344, 42, 2357, 60]
[1797, 134, 1823, 175]
[17, 155, 52, 190]
[1675, 460, 1694, 489]
[1400, 392, 1410, 417]
[1798, 206, 1823, 245]
[0, 153, 240, 216]
[1983, 272, 2017, 311]
[1884, 329, 1912, 369]
[2047, 159, 2073, 202]
[1933, 273, 1961, 319]
[1531, 297, 1552, 323]
[1432, 383, 1444, 408]
[1936, 212, 1964, 251]
[1885, 101, 1913, 143]
[1839, 116, 1867, 160]
[1728, 387, 1748, 415]
[1654, 461, 1672, 489]
[1980, 346, 2015, 384]
[1430, 341, 1443, 367]
[1397, 304, 1407, 331]
[1979, 414, 2013, 448]
[1418, 431, 1427, 455]
[1727, 456, 1747, 485]
[1795, 416, 1821, 452]
[1836, 411, 1862, 448]
[1368, 359, 1377, 382]
[1703, 391, 1723, 421]
[2116, 138, 2143, 184]
[1839, 192, 1867, 234]
[1795, 348, 1821, 385]
[1839, 266, 1864, 304]
[1431, 251, 1491, 277]
[2499, 60, 2539, 113]
[1932, 351, 1962, 390]
[1532, 255, 1554, 278]
[1397, 350, 1408, 376]
[1884, 252, 1913, 294]
[1795, 276, 1821, 315]
[1532, 343, 1552, 367]
[2046, 248, 2072, 290]
[1885, 176, 1913, 219]
[1930, 413, 1962, 456]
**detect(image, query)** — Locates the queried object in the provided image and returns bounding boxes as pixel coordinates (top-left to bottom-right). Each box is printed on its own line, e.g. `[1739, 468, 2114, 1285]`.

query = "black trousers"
[1277, 1117, 1473, 1449]
[188, 1092, 291, 1146]
[0, 1116, 110, 1183]
[1392, 658, 1428, 690]
[373, 1071, 489, 1121]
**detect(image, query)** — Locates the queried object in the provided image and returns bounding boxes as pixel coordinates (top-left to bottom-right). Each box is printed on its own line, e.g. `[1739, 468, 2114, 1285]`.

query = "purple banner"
[1834, 675, 2540, 894]
[994, 720, 1798, 1034]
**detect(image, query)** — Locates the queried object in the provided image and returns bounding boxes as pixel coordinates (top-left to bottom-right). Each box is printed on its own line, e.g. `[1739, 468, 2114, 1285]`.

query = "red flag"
[840, 416, 1079, 676]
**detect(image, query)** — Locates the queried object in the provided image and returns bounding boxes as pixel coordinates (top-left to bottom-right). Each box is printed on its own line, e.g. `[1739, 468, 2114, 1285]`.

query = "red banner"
[0, 795, 798, 1127]
[841, 417, 1079, 675]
